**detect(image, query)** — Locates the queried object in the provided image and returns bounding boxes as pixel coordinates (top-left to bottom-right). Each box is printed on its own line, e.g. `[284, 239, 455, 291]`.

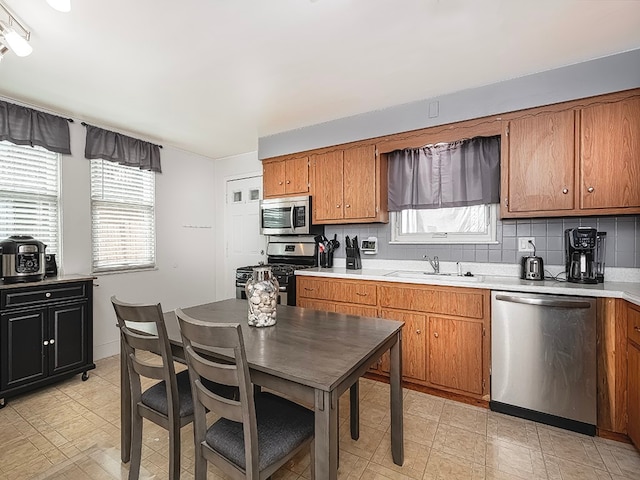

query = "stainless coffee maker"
[565, 227, 598, 284]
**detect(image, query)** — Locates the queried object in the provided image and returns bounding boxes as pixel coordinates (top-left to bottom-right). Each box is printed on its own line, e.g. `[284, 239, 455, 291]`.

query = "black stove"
[235, 236, 318, 306]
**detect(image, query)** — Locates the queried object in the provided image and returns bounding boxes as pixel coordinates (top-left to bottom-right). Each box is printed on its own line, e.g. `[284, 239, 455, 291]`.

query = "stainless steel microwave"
[259, 195, 312, 235]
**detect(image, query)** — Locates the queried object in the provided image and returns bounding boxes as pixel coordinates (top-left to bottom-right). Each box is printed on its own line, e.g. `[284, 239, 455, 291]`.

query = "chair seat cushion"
[205, 392, 314, 471]
[141, 370, 238, 418]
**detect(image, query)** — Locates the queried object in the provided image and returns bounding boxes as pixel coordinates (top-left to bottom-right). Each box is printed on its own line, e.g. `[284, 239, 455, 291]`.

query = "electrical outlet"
[518, 237, 536, 252]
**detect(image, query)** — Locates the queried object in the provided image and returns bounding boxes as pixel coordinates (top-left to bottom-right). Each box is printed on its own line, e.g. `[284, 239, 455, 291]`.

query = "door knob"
[336, 204, 340, 208]
[345, 204, 350, 208]
[286, 180, 290, 184]
[416, 329, 421, 335]
[50, 339, 55, 344]
[587, 186, 594, 193]
[433, 332, 439, 338]
[562, 188, 569, 194]
[44, 340, 49, 346]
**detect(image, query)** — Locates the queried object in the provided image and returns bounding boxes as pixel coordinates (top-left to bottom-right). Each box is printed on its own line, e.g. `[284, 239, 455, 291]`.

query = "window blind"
[0, 141, 60, 253]
[91, 159, 156, 272]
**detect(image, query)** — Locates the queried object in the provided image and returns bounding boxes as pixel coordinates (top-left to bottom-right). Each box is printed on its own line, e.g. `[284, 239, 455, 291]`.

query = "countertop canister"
[245, 266, 279, 327]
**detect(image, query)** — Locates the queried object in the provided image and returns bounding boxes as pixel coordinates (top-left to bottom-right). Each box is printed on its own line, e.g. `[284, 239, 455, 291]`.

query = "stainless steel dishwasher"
[490, 291, 597, 435]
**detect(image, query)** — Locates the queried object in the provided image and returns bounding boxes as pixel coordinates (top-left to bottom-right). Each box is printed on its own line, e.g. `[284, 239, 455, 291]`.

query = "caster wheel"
[81, 372, 89, 381]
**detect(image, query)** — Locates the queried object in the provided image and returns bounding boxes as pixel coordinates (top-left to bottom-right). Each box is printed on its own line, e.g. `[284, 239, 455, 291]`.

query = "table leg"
[314, 389, 338, 480]
[350, 380, 359, 440]
[390, 331, 404, 466]
[120, 338, 131, 463]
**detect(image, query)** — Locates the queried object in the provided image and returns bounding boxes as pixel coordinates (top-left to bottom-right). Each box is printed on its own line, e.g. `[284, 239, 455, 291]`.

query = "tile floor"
[0, 354, 639, 479]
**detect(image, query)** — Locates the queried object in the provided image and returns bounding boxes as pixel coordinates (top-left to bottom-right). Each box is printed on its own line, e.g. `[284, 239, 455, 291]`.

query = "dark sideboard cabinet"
[0, 278, 95, 407]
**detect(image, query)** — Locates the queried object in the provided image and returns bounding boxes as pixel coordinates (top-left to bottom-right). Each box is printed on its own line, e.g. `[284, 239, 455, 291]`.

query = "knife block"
[346, 247, 362, 270]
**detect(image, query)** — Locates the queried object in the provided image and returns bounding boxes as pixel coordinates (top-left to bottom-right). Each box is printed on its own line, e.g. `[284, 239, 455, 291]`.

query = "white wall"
[28, 117, 262, 360]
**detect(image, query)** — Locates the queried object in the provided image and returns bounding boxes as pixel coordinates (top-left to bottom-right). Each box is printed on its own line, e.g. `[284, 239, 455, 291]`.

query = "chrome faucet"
[423, 255, 440, 274]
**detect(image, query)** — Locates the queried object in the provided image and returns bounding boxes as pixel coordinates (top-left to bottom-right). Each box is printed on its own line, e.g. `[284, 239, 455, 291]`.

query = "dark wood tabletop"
[162, 298, 404, 392]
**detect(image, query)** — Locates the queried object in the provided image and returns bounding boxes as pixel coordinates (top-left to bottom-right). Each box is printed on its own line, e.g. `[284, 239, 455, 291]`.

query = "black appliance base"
[490, 401, 596, 436]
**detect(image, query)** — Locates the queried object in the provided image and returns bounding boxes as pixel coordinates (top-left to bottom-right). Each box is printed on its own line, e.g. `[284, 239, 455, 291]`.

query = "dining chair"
[112, 297, 236, 480]
[175, 308, 315, 480]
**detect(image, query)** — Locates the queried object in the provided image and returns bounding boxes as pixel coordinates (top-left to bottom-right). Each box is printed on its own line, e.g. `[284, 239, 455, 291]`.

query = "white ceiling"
[1, 0, 639, 159]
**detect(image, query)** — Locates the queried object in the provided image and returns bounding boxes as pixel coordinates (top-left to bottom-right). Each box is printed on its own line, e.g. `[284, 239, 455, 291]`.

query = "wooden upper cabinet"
[503, 110, 575, 214]
[312, 145, 388, 224]
[311, 150, 344, 222]
[501, 89, 640, 218]
[343, 145, 377, 219]
[262, 156, 309, 198]
[580, 97, 640, 209]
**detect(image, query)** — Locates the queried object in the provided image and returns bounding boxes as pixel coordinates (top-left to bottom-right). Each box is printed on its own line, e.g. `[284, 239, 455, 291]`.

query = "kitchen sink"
[384, 270, 484, 282]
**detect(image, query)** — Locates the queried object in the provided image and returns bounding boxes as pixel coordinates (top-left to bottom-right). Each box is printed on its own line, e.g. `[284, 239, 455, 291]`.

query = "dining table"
[120, 298, 404, 480]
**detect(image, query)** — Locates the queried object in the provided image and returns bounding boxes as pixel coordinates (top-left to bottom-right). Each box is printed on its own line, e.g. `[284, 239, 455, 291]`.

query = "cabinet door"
[48, 302, 88, 376]
[428, 315, 483, 395]
[505, 111, 575, 213]
[381, 309, 426, 382]
[343, 145, 377, 219]
[1, 309, 48, 390]
[263, 160, 286, 197]
[629, 343, 640, 449]
[285, 156, 309, 195]
[312, 151, 344, 221]
[580, 97, 640, 209]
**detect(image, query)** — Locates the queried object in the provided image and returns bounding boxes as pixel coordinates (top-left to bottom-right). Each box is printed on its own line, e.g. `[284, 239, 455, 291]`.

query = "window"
[0, 141, 60, 253]
[91, 159, 156, 272]
[391, 204, 498, 244]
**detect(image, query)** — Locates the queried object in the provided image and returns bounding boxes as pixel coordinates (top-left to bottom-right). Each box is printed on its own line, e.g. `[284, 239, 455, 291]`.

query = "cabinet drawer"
[379, 283, 485, 319]
[297, 277, 376, 305]
[628, 303, 640, 346]
[2, 282, 88, 309]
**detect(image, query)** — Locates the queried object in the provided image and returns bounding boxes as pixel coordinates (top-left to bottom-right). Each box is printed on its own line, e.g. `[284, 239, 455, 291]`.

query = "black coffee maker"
[565, 227, 598, 284]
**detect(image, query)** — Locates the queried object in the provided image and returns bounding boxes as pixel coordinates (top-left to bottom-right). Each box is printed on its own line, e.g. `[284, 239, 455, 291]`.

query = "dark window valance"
[84, 124, 162, 173]
[388, 135, 500, 211]
[0, 100, 71, 154]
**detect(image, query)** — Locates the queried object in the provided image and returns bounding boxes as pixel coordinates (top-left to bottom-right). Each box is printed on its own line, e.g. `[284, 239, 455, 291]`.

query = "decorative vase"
[245, 266, 279, 327]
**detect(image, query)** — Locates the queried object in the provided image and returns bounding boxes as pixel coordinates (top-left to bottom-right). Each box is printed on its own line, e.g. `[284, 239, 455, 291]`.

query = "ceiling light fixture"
[46, 0, 70, 13]
[0, 2, 32, 57]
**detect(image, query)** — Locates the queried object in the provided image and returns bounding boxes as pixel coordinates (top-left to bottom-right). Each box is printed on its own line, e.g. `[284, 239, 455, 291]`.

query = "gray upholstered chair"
[175, 308, 315, 480]
[112, 297, 236, 480]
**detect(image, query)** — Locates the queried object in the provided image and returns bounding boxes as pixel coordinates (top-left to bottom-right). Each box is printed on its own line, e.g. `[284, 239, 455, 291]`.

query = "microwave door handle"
[290, 206, 296, 231]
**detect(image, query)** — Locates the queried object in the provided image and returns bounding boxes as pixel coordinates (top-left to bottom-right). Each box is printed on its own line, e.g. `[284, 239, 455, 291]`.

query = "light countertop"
[295, 266, 640, 307]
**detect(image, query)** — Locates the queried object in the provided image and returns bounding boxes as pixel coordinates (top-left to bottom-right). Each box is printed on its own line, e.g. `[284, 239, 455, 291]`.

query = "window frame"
[90, 159, 157, 274]
[390, 203, 499, 245]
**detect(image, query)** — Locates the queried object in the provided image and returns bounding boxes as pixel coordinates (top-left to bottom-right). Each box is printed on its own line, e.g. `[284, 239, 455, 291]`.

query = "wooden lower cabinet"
[381, 309, 426, 382]
[428, 315, 483, 395]
[629, 342, 640, 449]
[297, 275, 489, 401]
[627, 302, 640, 449]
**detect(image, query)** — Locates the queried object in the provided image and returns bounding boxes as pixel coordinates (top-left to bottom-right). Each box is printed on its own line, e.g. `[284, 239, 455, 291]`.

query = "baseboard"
[93, 340, 119, 361]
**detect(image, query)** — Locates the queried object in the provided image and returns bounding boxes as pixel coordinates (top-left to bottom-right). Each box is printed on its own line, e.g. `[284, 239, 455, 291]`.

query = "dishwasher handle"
[494, 294, 592, 309]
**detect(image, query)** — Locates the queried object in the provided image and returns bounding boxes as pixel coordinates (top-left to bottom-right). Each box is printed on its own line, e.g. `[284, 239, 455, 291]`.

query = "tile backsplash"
[324, 216, 640, 268]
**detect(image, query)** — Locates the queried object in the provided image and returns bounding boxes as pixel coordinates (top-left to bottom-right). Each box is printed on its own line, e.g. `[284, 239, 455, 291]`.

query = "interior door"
[224, 176, 266, 300]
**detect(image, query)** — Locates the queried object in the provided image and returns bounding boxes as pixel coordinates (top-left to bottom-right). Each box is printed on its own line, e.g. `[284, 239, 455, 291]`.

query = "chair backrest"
[175, 308, 260, 475]
[111, 296, 178, 411]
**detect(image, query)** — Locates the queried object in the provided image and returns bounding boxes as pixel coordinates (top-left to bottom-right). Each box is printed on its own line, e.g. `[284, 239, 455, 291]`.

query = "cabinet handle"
[587, 186, 594, 193]
[562, 188, 569, 194]
[50, 339, 55, 344]
[635, 326, 640, 332]
[43, 340, 49, 346]
[356, 292, 368, 296]
[286, 180, 290, 184]
[433, 332, 439, 338]
[416, 329, 421, 335]
[45, 292, 51, 298]
[304, 287, 315, 291]
[278, 181, 283, 185]
[345, 204, 350, 208]
[336, 204, 341, 208]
